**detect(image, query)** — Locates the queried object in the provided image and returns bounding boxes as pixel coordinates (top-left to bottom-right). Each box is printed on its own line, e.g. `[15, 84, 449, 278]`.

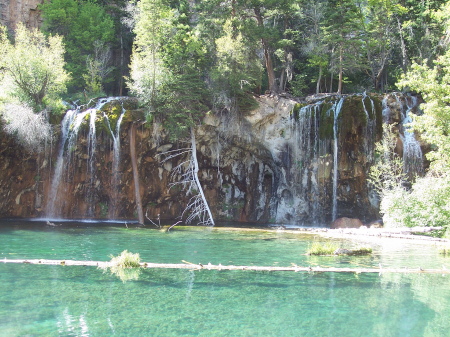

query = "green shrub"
[101, 250, 142, 282]
[381, 176, 450, 235]
[109, 250, 141, 268]
[307, 241, 340, 256]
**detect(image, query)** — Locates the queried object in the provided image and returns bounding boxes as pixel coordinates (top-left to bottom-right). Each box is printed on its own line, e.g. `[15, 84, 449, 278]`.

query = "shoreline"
[1, 218, 448, 244]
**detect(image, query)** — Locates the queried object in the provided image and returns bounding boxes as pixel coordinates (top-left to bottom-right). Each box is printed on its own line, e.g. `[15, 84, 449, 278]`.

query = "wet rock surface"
[0, 94, 424, 225]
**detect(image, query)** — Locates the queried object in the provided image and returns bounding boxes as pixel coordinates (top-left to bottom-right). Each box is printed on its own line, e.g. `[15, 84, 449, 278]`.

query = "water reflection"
[1, 221, 450, 336]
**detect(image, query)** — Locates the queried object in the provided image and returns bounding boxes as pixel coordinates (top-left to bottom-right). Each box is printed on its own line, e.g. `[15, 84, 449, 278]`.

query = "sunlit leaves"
[398, 52, 450, 173]
[0, 24, 68, 109]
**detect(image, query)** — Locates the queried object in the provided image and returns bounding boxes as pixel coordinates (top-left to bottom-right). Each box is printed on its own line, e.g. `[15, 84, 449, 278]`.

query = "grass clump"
[348, 247, 373, 256]
[101, 250, 142, 282]
[109, 250, 141, 268]
[439, 247, 450, 256]
[307, 241, 340, 256]
[307, 242, 373, 256]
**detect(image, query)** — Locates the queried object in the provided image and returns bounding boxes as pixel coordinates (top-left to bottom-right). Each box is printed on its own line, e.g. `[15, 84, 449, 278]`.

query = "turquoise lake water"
[1, 220, 450, 336]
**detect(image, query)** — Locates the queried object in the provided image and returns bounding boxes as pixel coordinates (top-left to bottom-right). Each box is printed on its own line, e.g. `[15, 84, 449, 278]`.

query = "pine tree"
[40, 0, 115, 93]
[323, 0, 365, 94]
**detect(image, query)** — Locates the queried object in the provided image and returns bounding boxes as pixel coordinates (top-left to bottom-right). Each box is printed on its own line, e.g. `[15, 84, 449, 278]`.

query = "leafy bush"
[0, 23, 68, 110]
[381, 176, 450, 236]
[0, 103, 52, 153]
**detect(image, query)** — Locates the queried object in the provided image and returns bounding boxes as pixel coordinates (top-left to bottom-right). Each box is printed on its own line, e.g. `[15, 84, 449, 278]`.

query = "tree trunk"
[4, 258, 450, 274]
[279, 65, 286, 93]
[119, 33, 124, 96]
[397, 17, 408, 73]
[254, 7, 278, 93]
[190, 128, 215, 226]
[337, 45, 343, 95]
[375, 65, 384, 91]
[316, 65, 322, 94]
[130, 123, 144, 224]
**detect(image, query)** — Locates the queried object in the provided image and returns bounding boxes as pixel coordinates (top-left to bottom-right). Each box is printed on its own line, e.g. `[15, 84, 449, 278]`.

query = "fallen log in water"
[2, 258, 450, 274]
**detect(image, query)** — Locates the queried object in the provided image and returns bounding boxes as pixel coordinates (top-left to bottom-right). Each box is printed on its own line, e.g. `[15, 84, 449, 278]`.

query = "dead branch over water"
[2, 259, 449, 274]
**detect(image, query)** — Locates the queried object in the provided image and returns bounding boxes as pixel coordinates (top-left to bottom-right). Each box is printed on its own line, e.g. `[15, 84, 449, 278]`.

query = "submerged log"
[2, 258, 450, 274]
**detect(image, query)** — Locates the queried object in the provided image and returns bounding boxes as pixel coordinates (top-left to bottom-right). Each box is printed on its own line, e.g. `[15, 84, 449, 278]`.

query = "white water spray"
[45, 110, 77, 217]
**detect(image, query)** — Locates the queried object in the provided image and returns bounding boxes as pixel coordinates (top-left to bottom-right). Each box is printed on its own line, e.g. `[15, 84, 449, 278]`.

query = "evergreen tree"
[299, 0, 328, 94]
[362, 0, 406, 91]
[323, 0, 365, 94]
[128, 0, 210, 139]
[40, 0, 115, 93]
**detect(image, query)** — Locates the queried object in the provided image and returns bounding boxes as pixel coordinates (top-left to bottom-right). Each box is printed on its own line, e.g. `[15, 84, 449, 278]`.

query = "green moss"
[96, 101, 126, 138]
[319, 102, 334, 139]
[291, 103, 306, 120]
[372, 95, 384, 139]
[108, 250, 141, 268]
[101, 250, 142, 282]
[338, 96, 371, 138]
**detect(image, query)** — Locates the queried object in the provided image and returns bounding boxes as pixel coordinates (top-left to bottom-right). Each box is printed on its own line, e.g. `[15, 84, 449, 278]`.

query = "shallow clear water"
[1, 220, 450, 336]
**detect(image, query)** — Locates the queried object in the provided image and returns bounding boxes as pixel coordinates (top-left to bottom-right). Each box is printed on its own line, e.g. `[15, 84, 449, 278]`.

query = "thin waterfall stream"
[45, 109, 77, 218]
[401, 95, 423, 176]
[332, 98, 344, 222]
[103, 104, 126, 219]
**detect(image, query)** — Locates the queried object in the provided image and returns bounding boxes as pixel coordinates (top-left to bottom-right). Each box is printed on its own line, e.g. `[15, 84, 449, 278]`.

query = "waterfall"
[46, 109, 93, 218]
[332, 98, 345, 221]
[46, 98, 124, 219]
[285, 104, 320, 224]
[362, 93, 376, 162]
[86, 109, 97, 217]
[103, 104, 126, 219]
[382, 93, 423, 177]
[402, 95, 423, 176]
[45, 109, 77, 218]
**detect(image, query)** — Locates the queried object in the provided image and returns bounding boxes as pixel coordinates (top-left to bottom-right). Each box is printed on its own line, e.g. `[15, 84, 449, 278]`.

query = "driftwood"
[130, 123, 144, 225]
[2, 258, 449, 274]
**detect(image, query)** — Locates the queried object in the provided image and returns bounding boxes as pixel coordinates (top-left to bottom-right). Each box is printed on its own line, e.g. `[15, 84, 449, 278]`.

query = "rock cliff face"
[0, 0, 43, 33]
[0, 93, 423, 225]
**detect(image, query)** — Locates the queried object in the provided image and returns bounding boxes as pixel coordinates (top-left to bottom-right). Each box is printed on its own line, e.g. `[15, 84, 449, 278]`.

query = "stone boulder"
[331, 217, 365, 229]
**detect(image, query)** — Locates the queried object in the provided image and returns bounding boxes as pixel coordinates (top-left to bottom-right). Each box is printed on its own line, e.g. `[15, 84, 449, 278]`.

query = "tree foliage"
[397, 2, 450, 174]
[369, 124, 407, 194]
[129, 0, 210, 140]
[40, 0, 115, 93]
[374, 1, 450, 234]
[0, 23, 68, 110]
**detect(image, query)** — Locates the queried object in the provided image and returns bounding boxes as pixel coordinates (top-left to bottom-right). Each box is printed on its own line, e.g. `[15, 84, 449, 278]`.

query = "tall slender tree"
[129, 0, 215, 226]
[323, 0, 365, 94]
